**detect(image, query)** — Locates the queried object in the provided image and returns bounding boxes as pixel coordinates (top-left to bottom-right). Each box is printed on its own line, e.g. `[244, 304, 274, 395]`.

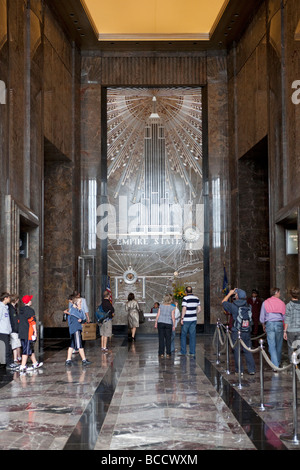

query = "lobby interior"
[1, 0, 300, 452]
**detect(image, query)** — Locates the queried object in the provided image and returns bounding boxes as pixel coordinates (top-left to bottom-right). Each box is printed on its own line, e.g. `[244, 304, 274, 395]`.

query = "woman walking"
[154, 294, 175, 357]
[125, 293, 140, 341]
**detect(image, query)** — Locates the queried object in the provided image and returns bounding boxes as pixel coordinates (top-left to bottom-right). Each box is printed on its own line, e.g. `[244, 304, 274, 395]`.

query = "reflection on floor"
[0, 334, 298, 451]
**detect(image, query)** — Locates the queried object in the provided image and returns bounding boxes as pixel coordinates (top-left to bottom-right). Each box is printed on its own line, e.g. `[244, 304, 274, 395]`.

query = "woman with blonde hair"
[154, 293, 175, 357]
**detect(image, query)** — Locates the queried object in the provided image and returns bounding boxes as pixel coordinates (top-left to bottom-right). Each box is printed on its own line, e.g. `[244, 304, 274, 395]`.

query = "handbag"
[138, 308, 145, 324]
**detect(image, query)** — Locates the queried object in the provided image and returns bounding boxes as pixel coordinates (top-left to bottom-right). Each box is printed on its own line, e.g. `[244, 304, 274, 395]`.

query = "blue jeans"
[180, 321, 196, 355]
[265, 321, 283, 368]
[231, 330, 256, 373]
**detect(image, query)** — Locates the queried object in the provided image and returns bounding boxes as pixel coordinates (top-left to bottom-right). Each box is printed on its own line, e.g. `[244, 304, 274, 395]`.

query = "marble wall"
[227, 1, 268, 297]
[0, 0, 81, 334]
[227, 0, 300, 302]
[43, 3, 82, 328]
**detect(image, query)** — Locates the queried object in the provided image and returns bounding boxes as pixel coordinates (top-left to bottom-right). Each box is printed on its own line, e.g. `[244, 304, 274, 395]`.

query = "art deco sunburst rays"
[107, 87, 202, 202]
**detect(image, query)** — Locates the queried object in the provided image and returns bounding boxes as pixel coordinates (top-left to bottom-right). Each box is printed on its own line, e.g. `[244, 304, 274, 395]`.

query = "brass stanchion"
[216, 320, 221, 365]
[225, 325, 230, 375]
[253, 339, 273, 411]
[280, 351, 300, 445]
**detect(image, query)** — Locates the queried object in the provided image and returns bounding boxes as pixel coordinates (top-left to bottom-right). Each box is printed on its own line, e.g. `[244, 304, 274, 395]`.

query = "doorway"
[238, 137, 270, 299]
[276, 214, 299, 301]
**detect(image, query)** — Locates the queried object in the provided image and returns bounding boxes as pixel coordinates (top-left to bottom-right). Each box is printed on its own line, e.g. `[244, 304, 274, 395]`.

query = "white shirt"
[182, 294, 200, 322]
[0, 302, 12, 334]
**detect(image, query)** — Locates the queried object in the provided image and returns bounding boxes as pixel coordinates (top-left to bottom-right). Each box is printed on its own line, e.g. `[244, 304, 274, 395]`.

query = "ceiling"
[81, 0, 228, 41]
[48, 0, 264, 52]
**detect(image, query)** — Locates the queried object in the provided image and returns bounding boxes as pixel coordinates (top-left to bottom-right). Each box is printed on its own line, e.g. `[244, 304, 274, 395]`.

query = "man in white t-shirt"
[179, 287, 201, 357]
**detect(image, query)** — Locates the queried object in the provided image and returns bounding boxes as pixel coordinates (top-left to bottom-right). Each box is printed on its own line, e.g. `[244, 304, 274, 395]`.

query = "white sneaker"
[32, 362, 43, 369]
[19, 365, 33, 373]
[6, 363, 19, 370]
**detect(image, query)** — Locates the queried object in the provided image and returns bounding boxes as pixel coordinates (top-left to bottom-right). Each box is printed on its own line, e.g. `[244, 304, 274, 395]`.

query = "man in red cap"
[18, 295, 43, 373]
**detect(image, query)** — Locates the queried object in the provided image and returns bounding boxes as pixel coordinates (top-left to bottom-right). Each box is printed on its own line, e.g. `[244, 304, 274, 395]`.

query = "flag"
[107, 275, 113, 304]
[222, 265, 229, 295]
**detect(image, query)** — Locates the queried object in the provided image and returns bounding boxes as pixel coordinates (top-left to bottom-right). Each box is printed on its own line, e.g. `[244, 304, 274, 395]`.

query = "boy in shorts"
[65, 294, 91, 366]
[18, 295, 43, 373]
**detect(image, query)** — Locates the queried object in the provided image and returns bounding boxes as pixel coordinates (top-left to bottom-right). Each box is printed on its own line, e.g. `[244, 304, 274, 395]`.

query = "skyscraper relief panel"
[106, 87, 204, 320]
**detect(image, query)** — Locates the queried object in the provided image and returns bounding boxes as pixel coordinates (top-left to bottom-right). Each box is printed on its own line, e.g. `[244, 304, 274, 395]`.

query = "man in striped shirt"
[180, 287, 201, 357]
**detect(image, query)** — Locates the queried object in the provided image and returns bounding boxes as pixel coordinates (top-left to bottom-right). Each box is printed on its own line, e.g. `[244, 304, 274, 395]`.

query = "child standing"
[19, 295, 43, 373]
[65, 294, 91, 366]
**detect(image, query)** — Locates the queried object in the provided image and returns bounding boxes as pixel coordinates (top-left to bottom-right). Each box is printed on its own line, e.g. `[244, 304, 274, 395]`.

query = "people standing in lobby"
[247, 289, 262, 337]
[0, 292, 18, 370]
[8, 294, 22, 365]
[179, 287, 201, 357]
[151, 302, 160, 313]
[19, 295, 43, 372]
[259, 287, 286, 370]
[72, 291, 90, 323]
[65, 294, 91, 367]
[222, 288, 256, 375]
[171, 300, 181, 353]
[283, 287, 300, 362]
[125, 293, 140, 341]
[154, 294, 175, 357]
[100, 290, 114, 352]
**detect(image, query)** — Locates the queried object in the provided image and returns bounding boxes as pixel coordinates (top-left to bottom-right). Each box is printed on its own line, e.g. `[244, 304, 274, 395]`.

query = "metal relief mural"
[106, 87, 203, 325]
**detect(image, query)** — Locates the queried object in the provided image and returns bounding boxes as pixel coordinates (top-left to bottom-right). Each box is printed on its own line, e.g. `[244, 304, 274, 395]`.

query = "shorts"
[100, 319, 112, 337]
[70, 330, 83, 350]
[10, 332, 21, 350]
[21, 339, 34, 356]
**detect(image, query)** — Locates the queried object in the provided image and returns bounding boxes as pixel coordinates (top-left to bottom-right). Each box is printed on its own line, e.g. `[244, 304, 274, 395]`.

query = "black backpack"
[234, 305, 252, 332]
[95, 304, 110, 324]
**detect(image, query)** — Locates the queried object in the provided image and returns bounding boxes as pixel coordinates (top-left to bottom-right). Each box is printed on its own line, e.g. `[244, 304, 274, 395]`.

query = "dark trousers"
[157, 322, 172, 355]
[0, 333, 13, 365]
[231, 329, 256, 373]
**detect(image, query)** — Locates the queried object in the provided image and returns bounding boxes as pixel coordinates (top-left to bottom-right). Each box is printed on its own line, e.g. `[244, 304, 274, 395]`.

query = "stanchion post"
[216, 319, 220, 365]
[259, 339, 266, 411]
[225, 325, 230, 375]
[280, 351, 300, 445]
[237, 330, 243, 389]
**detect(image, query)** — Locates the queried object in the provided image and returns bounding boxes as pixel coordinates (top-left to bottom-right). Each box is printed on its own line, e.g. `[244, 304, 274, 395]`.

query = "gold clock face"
[123, 268, 138, 284]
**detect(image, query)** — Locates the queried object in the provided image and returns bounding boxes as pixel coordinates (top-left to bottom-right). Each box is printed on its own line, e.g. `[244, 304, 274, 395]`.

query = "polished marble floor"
[0, 332, 298, 451]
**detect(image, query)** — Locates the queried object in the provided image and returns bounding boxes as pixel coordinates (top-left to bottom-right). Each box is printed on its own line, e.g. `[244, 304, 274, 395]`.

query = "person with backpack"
[222, 288, 256, 375]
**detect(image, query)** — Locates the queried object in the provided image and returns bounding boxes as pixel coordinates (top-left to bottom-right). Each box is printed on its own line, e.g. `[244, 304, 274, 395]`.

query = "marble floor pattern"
[0, 333, 298, 451]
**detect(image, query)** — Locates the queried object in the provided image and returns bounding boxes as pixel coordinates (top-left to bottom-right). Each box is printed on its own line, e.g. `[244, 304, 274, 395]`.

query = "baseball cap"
[22, 295, 33, 304]
[236, 289, 246, 299]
